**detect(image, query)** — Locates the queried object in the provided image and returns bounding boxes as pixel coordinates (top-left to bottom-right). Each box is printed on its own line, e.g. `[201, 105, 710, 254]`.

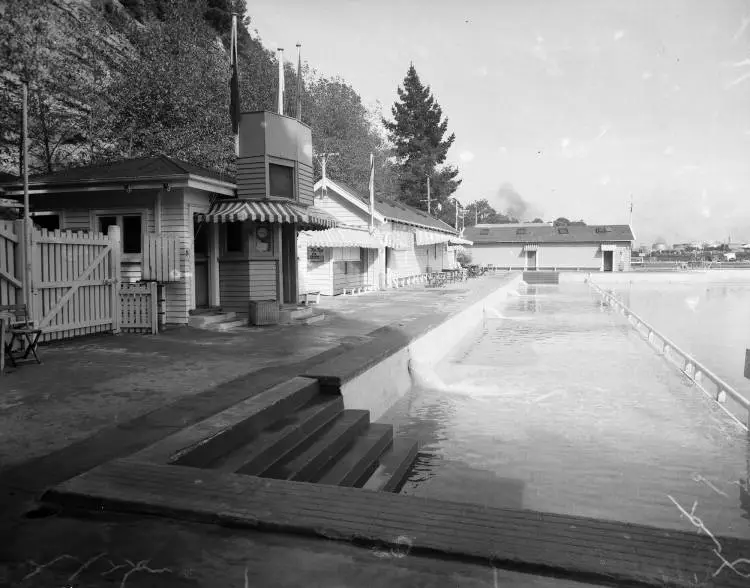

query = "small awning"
[523, 243, 539, 252]
[195, 199, 337, 229]
[384, 231, 414, 250]
[415, 230, 453, 246]
[600, 243, 617, 251]
[449, 237, 473, 246]
[300, 227, 383, 249]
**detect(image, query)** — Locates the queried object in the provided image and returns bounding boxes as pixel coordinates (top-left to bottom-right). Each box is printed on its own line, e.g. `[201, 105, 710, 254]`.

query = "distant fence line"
[588, 280, 750, 431]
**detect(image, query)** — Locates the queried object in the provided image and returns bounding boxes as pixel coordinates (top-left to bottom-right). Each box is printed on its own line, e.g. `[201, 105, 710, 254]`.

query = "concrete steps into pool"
[522, 270, 559, 284]
[194, 382, 418, 492]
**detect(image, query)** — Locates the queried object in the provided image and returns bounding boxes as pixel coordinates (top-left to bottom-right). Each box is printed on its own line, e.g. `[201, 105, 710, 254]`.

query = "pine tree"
[383, 64, 461, 217]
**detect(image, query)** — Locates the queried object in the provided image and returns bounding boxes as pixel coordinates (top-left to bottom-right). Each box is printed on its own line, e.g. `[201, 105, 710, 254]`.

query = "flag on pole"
[296, 43, 302, 121]
[229, 14, 240, 156]
[369, 153, 375, 233]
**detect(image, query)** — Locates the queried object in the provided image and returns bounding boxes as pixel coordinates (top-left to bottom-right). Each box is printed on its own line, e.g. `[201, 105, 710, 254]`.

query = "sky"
[247, 0, 750, 246]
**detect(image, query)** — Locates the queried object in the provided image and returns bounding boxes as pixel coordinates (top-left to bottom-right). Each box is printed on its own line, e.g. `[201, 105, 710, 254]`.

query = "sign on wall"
[308, 247, 324, 263]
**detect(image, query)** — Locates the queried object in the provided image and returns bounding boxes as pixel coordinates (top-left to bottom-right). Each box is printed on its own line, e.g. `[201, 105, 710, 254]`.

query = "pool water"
[379, 282, 750, 539]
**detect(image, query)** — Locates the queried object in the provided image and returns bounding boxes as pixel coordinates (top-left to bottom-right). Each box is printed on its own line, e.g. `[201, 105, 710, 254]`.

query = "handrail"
[588, 280, 750, 420]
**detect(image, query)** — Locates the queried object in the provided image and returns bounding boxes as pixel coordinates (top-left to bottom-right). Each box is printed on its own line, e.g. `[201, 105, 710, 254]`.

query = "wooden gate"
[120, 282, 158, 334]
[0, 220, 21, 306]
[32, 225, 121, 341]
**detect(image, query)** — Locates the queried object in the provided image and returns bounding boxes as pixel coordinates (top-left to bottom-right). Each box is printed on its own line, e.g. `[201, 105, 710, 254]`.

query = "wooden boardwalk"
[44, 459, 750, 587]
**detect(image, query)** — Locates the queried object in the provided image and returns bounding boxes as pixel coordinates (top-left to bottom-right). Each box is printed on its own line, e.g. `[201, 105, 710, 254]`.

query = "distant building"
[463, 223, 634, 272]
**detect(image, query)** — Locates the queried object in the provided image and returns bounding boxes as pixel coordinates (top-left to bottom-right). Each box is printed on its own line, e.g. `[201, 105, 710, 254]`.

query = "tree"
[383, 64, 460, 216]
[532, 217, 544, 223]
[302, 75, 395, 196]
[553, 217, 571, 227]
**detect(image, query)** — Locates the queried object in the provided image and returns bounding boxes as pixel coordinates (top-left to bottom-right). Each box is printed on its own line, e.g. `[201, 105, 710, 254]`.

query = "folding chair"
[1, 305, 43, 367]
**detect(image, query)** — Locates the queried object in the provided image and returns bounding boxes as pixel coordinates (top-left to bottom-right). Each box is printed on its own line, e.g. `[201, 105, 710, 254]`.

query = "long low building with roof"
[463, 222, 635, 272]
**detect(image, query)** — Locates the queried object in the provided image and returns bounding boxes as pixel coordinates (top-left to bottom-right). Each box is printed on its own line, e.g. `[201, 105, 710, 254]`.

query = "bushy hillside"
[0, 0, 395, 194]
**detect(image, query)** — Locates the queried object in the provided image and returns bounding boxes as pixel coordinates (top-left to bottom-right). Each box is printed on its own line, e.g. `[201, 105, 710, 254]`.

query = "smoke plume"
[494, 183, 541, 221]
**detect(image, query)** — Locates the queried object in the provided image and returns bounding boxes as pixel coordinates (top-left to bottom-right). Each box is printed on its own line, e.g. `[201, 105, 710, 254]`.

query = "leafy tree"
[302, 74, 396, 198]
[532, 217, 544, 223]
[553, 217, 571, 227]
[383, 64, 460, 218]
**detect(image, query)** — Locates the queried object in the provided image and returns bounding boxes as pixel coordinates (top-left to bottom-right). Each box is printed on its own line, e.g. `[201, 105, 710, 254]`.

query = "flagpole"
[230, 13, 240, 157]
[369, 153, 375, 234]
[296, 43, 302, 121]
[277, 48, 285, 115]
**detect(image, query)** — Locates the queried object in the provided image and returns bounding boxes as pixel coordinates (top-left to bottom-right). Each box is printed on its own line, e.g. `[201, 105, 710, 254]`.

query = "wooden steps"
[361, 437, 420, 493]
[317, 423, 394, 487]
[265, 410, 371, 482]
[209, 396, 344, 475]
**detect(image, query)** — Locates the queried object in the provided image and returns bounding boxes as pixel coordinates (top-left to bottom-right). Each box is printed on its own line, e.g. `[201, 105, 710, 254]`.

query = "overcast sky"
[248, 0, 750, 246]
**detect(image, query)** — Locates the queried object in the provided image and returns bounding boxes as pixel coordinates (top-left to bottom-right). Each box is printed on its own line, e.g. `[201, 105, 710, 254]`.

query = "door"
[193, 219, 209, 307]
[603, 250, 614, 272]
[526, 250, 537, 270]
[281, 224, 297, 304]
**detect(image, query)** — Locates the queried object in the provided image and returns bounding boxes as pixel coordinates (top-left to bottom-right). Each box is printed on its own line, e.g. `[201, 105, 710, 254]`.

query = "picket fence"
[0, 219, 159, 341]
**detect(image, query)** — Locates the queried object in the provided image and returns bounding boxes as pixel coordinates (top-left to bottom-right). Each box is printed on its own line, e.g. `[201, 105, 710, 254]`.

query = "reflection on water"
[379, 283, 750, 538]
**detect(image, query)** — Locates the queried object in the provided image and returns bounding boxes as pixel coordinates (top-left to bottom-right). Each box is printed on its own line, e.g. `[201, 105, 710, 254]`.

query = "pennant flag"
[229, 14, 240, 155]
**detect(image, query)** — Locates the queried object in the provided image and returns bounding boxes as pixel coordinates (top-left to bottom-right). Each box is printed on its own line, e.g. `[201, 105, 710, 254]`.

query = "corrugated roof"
[464, 224, 634, 244]
[328, 179, 456, 234]
[300, 227, 382, 248]
[4, 156, 235, 187]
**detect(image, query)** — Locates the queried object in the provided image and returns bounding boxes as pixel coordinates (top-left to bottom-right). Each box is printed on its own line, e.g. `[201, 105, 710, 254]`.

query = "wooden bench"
[1, 304, 43, 369]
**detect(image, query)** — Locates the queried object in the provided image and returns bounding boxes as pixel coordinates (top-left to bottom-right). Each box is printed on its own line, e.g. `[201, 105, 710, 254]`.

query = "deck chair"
[1, 305, 43, 367]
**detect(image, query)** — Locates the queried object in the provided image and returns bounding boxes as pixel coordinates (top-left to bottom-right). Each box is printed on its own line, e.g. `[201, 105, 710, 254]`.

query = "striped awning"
[415, 230, 453, 246]
[523, 243, 539, 252]
[300, 227, 383, 249]
[195, 200, 337, 229]
[384, 231, 414, 250]
[600, 243, 617, 251]
[449, 237, 473, 246]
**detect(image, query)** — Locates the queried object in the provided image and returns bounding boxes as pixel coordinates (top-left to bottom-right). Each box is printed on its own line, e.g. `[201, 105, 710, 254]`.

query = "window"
[122, 215, 142, 254]
[479, 229, 489, 235]
[516, 228, 528, 235]
[595, 226, 609, 234]
[32, 213, 60, 232]
[97, 213, 143, 254]
[558, 227, 569, 234]
[226, 222, 243, 252]
[269, 163, 294, 199]
[194, 221, 209, 256]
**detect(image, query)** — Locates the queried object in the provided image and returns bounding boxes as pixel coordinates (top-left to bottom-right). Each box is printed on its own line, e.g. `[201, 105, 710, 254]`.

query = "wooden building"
[464, 223, 634, 272]
[194, 111, 337, 318]
[298, 177, 468, 296]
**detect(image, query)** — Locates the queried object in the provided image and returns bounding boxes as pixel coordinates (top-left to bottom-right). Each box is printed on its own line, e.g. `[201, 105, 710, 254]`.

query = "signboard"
[308, 247, 324, 263]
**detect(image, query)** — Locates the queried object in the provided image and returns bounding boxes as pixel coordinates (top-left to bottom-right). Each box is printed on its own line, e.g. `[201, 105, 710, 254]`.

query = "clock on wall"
[257, 227, 269, 239]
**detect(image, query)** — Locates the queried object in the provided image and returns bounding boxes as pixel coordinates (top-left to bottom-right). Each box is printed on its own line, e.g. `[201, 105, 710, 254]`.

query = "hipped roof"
[464, 224, 634, 244]
[2, 156, 235, 190]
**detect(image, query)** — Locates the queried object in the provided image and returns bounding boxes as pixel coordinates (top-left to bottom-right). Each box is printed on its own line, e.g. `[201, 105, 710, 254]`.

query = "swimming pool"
[379, 281, 750, 539]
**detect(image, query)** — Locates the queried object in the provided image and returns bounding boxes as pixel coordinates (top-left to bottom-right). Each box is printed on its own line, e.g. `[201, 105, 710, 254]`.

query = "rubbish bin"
[249, 300, 279, 326]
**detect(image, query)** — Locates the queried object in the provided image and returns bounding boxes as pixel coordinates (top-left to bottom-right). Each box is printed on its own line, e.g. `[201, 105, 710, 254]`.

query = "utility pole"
[628, 194, 633, 227]
[420, 176, 431, 214]
[316, 152, 339, 198]
[22, 80, 31, 313]
[453, 198, 460, 230]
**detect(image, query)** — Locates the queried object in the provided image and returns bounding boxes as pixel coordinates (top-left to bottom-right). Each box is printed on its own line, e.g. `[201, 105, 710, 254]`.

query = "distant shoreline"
[562, 268, 750, 284]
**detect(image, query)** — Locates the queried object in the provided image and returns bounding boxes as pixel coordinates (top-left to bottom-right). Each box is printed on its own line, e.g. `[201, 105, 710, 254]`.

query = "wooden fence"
[142, 233, 180, 282]
[0, 220, 21, 306]
[1, 220, 160, 342]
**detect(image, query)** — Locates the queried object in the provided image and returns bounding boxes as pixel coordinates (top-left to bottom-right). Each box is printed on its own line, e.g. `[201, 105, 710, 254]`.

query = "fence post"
[150, 281, 158, 334]
[29, 224, 42, 326]
[109, 225, 122, 334]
